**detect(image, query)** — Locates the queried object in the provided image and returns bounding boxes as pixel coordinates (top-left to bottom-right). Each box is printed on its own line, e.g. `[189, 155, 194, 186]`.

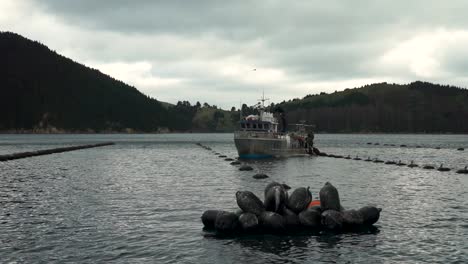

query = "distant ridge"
[1, 32, 467, 133]
[277, 81, 468, 133]
[0, 31, 167, 132]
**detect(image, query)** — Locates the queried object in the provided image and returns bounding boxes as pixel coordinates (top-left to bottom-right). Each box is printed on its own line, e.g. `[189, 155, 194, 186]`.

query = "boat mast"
[258, 89, 269, 110]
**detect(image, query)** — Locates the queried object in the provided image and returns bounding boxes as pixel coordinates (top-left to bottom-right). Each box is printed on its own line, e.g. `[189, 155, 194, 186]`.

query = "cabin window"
[258, 124, 263, 129]
[241, 123, 246, 129]
[246, 123, 251, 129]
[264, 124, 269, 130]
[253, 124, 257, 129]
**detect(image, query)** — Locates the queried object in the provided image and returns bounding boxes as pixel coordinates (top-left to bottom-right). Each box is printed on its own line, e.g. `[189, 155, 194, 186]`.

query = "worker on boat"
[280, 113, 287, 133]
[306, 132, 314, 154]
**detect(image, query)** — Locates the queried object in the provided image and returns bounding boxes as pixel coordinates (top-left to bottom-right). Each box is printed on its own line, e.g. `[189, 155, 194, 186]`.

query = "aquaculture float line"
[0, 142, 115, 162]
[364, 142, 464, 151]
[319, 152, 468, 174]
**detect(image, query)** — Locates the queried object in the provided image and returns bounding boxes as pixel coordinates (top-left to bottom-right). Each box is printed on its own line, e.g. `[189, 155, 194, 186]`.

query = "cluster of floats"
[202, 181, 381, 235]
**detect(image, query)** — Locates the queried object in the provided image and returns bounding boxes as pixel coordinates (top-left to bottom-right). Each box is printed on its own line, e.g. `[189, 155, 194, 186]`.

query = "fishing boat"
[234, 94, 315, 159]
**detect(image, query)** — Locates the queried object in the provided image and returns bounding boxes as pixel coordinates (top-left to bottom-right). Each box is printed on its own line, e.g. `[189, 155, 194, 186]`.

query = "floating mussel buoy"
[264, 185, 287, 212]
[299, 208, 321, 228]
[287, 187, 312, 214]
[201, 210, 225, 229]
[400, 144, 407, 147]
[259, 211, 285, 231]
[374, 143, 380, 145]
[334, 155, 344, 158]
[319, 182, 341, 211]
[239, 165, 254, 171]
[457, 147, 464, 151]
[253, 173, 269, 179]
[214, 212, 239, 233]
[422, 165, 435, 170]
[342, 209, 364, 227]
[318, 152, 328, 157]
[344, 155, 351, 159]
[224, 158, 234, 161]
[230, 161, 241, 165]
[373, 158, 384, 163]
[435, 147, 441, 149]
[282, 207, 301, 230]
[437, 164, 450, 172]
[367, 142, 372, 145]
[365, 157, 372, 162]
[238, 212, 259, 231]
[456, 166, 468, 174]
[358, 206, 381, 225]
[264, 182, 282, 196]
[384, 160, 396, 165]
[353, 155, 361, 160]
[321, 210, 344, 230]
[219, 155, 227, 158]
[236, 191, 265, 216]
[408, 161, 419, 168]
[396, 160, 406, 166]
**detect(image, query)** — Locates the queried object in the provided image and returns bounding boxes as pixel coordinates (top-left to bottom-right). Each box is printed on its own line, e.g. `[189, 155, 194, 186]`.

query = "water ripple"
[0, 134, 467, 263]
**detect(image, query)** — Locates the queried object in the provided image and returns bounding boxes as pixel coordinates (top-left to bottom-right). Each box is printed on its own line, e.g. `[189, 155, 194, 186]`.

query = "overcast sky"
[2, 0, 468, 109]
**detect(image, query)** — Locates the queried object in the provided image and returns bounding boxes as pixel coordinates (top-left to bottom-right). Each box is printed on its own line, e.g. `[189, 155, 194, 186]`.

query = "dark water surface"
[1, 134, 467, 263]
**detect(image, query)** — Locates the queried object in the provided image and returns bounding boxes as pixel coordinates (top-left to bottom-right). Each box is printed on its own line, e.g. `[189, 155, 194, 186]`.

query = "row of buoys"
[195, 142, 212, 151]
[364, 142, 464, 151]
[195, 143, 270, 179]
[319, 151, 468, 174]
[202, 181, 381, 235]
[0, 142, 115, 162]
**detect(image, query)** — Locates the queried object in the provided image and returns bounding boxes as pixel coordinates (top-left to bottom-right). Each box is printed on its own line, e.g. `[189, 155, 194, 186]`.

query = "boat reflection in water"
[234, 95, 315, 159]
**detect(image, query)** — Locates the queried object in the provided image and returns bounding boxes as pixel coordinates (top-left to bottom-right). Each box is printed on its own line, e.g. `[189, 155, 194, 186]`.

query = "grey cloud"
[15, 0, 468, 107]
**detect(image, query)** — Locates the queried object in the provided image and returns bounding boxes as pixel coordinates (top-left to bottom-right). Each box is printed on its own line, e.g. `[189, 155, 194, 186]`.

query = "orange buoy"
[307, 200, 321, 208]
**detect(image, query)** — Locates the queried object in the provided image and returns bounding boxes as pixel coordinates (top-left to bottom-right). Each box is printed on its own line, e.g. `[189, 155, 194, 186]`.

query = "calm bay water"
[1, 133, 467, 263]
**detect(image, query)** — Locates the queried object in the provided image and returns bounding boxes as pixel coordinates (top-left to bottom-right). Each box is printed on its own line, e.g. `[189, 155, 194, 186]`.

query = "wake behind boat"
[234, 94, 315, 159]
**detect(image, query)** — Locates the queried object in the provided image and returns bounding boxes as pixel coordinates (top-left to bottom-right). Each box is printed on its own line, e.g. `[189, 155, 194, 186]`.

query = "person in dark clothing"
[280, 113, 287, 133]
[306, 132, 314, 154]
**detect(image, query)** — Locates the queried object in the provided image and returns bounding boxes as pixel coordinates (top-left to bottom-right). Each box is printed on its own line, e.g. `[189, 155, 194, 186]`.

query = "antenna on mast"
[258, 89, 269, 108]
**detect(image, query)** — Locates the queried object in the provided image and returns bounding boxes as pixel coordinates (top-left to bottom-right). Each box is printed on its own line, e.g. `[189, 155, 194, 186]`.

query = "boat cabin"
[238, 112, 279, 133]
[239, 120, 278, 132]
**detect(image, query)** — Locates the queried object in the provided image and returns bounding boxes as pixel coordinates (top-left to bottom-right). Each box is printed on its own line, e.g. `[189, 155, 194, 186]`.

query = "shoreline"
[0, 131, 467, 135]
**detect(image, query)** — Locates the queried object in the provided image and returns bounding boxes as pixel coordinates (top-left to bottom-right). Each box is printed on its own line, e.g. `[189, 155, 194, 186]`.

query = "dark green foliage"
[0, 31, 168, 132]
[279, 82, 468, 133]
[2, 32, 468, 133]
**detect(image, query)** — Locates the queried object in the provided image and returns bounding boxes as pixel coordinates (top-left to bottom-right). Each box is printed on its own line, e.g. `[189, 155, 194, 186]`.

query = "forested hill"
[0, 31, 170, 132]
[0, 32, 237, 133]
[277, 82, 468, 133]
[2, 32, 468, 134]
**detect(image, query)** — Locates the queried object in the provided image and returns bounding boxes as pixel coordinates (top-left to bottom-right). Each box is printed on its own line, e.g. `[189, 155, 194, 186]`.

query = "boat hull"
[234, 137, 308, 159]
